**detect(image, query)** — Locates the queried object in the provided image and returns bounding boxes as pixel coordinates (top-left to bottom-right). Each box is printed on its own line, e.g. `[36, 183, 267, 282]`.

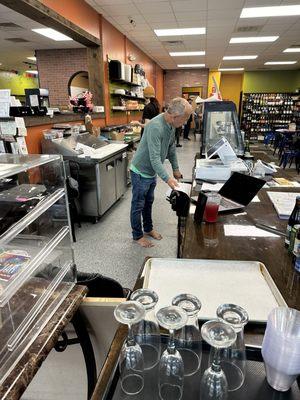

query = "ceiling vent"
[0, 22, 24, 31]
[5, 38, 30, 42]
[289, 44, 300, 47]
[161, 40, 184, 47]
[235, 26, 262, 33]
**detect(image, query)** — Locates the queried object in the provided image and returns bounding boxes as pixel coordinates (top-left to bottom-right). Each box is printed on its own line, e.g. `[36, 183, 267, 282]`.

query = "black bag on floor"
[77, 271, 127, 298]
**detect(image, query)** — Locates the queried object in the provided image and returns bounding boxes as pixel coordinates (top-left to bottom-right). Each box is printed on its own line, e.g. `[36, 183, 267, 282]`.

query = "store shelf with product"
[110, 93, 145, 101]
[241, 92, 300, 141]
[110, 78, 141, 87]
[0, 154, 75, 385]
[108, 59, 146, 115]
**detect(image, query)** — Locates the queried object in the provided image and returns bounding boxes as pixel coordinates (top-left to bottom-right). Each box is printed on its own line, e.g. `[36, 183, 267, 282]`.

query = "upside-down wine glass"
[130, 289, 161, 369]
[201, 319, 237, 400]
[114, 301, 145, 395]
[215, 303, 249, 391]
[156, 306, 188, 400]
[172, 293, 202, 376]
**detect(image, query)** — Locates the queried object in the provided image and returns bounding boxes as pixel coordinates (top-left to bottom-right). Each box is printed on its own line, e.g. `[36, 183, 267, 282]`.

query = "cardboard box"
[110, 131, 125, 141]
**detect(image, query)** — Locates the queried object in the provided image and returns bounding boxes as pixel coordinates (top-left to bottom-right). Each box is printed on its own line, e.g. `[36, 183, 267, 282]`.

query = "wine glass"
[156, 306, 188, 400]
[131, 289, 161, 369]
[201, 319, 237, 400]
[114, 301, 146, 395]
[172, 293, 202, 376]
[215, 303, 249, 391]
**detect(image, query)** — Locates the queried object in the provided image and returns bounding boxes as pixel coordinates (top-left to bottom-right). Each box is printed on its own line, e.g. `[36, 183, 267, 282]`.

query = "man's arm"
[167, 139, 179, 173]
[148, 128, 170, 182]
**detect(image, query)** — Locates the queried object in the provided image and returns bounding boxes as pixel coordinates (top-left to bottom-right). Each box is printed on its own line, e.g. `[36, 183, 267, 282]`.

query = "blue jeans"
[130, 171, 157, 240]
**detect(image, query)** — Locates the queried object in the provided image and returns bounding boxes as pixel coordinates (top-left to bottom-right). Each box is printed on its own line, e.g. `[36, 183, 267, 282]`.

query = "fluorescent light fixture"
[177, 63, 205, 67]
[169, 51, 205, 56]
[241, 5, 300, 18]
[27, 56, 36, 61]
[154, 27, 206, 36]
[32, 28, 73, 41]
[26, 70, 38, 74]
[223, 55, 257, 60]
[265, 61, 297, 65]
[219, 68, 244, 71]
[283, 48, 300, 53]
[230, 36, 278, 44]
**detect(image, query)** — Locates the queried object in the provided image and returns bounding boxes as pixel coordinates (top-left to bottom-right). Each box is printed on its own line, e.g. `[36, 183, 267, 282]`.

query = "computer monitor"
[206, 137, 237, 164]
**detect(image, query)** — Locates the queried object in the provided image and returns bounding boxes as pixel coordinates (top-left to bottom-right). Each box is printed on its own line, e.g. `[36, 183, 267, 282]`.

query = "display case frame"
[0, 154, 76, 385]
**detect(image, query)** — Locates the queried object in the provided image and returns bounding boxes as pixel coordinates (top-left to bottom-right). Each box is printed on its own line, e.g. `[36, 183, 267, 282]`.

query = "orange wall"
[41, 0, 101, 38]
[101, 17, 164, 125]
[155, 65, 164, 108]
[220, 73, 244, 110]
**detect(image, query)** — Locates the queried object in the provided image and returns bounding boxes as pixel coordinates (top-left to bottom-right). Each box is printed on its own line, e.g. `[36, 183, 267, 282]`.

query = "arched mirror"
[68, 71, 89, 97]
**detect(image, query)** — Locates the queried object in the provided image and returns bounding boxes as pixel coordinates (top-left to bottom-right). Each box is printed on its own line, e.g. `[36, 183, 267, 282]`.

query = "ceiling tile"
[101, 3, 139, 16]
[146, 13, 177, 23]
[171, 0, 207, 12]
[135, 1, 173, 14]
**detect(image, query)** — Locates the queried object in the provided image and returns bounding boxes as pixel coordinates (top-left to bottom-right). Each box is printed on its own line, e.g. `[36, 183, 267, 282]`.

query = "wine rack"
[241, 92, 300, 140]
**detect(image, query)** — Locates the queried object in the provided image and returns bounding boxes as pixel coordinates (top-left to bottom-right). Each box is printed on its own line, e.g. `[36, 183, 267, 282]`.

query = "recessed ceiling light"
[230, 36, 278, 43]
[169, 51, 205, 56]
[154, 28, 206, 36]
[26, 70, 38, 74]
[177, 64, 205, 67]
[32, 28, 73, 41]
[265, 61, 297, 65]
[241, 5, 300, 18]
[219, 68, 244, 71]
[283, 48, 300, 53]
[223, 55, 257, 60]
[27, 56, 36, 61]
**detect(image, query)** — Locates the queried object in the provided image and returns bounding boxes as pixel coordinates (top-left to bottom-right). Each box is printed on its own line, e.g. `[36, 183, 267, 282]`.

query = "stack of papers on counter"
[267, 191, 300, 219]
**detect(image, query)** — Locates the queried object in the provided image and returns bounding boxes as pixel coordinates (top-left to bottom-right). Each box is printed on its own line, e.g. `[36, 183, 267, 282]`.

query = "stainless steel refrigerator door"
[115, 151, 127, 199]
[99, 157, 117, 214]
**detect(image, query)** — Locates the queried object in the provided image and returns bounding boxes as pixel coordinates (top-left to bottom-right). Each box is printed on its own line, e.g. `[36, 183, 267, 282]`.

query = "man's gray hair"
[167, 97, 188, 116]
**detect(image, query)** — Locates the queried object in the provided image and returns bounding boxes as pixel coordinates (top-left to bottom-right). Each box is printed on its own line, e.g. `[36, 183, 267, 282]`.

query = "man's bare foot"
[134, 236, 154, 248]
[145, 230, 162, 240]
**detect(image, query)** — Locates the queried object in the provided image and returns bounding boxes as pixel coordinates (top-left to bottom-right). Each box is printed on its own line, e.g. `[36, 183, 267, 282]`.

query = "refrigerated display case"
[0, 154, 76, 385]
[201, 101, 244, 156]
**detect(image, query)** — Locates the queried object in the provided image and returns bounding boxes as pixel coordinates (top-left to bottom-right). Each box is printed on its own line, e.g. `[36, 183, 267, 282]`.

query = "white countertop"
[77, 143, 128, 160]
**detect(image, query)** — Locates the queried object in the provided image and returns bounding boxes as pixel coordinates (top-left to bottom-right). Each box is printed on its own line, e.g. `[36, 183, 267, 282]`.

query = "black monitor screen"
[219, 172, 265, 206]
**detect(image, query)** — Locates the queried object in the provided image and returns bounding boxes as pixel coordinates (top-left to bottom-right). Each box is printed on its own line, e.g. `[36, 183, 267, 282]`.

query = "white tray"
[142, 258, 287, 323]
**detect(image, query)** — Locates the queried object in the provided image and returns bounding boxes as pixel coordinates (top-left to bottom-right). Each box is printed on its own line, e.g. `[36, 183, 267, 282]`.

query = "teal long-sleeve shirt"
[131, 113, 179, 182]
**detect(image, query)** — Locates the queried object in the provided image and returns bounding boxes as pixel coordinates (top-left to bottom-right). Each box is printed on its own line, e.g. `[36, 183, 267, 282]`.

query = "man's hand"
[167, 178, 179, 190]
[173, 170, 183, 180]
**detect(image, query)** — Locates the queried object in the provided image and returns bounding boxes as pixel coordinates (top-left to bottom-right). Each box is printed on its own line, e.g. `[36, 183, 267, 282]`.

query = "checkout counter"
[42, 130, 128, 221]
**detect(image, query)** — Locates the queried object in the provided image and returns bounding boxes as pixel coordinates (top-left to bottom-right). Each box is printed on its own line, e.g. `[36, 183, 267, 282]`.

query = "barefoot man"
[130, 97, 193, 247]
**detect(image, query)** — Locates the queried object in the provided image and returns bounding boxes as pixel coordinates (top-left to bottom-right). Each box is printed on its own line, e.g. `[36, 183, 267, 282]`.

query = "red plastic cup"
[204, 193, 221, 223]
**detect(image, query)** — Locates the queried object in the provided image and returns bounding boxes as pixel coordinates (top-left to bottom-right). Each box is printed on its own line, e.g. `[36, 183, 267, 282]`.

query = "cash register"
[196, 137, 248, 181]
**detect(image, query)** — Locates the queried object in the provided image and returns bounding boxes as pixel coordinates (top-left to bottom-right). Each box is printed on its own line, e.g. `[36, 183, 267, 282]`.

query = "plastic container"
[262, 307, 300, 391]
[0, 154, 75, 385]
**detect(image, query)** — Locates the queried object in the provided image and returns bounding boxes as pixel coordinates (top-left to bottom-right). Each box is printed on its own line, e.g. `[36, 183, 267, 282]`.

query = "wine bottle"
[285, 196, 300, 248]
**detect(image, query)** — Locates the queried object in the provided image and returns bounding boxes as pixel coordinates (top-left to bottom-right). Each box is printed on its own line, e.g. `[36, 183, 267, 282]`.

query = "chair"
[264, 131, 275, 147]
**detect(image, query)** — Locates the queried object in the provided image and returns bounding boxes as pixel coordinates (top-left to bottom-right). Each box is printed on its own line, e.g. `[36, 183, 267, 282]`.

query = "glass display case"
[201, 101, 244, 156]
[0, 154, 76, 384]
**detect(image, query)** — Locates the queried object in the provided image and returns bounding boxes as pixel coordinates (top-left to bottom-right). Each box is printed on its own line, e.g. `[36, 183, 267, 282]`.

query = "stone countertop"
[0, 285, 88, 400]
[24, 112, 105, 127]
